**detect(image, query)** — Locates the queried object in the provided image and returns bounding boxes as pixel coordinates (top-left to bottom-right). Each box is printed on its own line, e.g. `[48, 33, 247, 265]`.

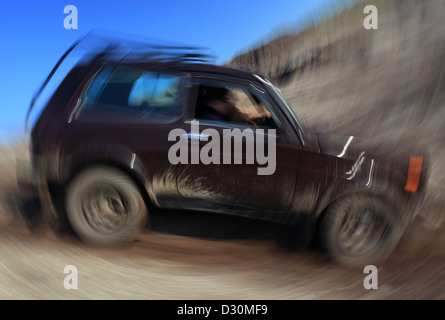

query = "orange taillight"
[404, 156, 423, 192]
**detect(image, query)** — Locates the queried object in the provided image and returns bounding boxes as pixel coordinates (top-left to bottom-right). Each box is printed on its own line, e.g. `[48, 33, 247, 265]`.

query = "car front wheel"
[318, 194, 403, 265]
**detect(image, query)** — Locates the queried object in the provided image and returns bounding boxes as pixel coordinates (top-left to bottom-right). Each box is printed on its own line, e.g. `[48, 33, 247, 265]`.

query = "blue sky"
[0, 0, 340, 144]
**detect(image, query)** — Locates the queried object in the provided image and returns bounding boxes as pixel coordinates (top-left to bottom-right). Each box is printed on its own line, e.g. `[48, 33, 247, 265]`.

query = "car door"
[171, 76, 301, 217]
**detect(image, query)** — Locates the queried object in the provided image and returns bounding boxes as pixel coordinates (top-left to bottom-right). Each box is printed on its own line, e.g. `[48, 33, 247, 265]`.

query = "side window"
[76, 65, 183, 123]
[194, 79, 279, 129]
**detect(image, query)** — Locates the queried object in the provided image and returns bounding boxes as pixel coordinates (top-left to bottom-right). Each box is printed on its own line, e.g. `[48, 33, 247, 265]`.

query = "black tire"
[65, 166, 147, 246]
[318, 194, 403, 266]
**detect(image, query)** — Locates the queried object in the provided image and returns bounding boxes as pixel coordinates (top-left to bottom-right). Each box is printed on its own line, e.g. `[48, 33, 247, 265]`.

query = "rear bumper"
[15, 153, 37, 194]
[24, 151, 60, 221]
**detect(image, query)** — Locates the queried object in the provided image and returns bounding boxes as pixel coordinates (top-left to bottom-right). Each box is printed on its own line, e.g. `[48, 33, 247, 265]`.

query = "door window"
[193, 79, 281, 130]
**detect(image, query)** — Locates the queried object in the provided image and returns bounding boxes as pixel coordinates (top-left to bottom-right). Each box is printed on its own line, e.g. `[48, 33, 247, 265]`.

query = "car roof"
[101, 59, 272, 86]
[123, 61, 266, 79]
[26, 33, 272, 130]
[178, 63, 265, 78]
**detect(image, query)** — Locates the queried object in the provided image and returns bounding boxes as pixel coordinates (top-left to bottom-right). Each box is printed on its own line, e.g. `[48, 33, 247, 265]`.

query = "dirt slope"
[230, 0, 445, 226]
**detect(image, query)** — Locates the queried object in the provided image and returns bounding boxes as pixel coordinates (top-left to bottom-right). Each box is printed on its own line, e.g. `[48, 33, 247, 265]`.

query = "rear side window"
[75, 65, 184, 123]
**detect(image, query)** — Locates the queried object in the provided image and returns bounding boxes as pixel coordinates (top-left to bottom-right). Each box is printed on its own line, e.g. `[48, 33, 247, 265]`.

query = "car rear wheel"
[65, 166, 147, 246]
[318, 194, 403, 265]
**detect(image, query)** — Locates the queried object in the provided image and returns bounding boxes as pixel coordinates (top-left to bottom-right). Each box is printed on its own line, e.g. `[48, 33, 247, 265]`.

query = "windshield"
[270, 84, 308, 135]
[253, 74, 307, 135]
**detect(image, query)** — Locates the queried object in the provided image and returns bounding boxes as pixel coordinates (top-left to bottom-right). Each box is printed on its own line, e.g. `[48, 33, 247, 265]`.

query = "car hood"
[315, 132, 428, 164]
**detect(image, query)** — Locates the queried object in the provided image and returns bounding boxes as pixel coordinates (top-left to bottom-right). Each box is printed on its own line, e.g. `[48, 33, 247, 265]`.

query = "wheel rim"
[337, 206, 390, 257]
[80, 184, 134, 234]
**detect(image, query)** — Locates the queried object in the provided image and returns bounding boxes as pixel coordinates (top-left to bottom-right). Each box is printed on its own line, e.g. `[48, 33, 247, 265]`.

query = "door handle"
[182, 132, 209, 141]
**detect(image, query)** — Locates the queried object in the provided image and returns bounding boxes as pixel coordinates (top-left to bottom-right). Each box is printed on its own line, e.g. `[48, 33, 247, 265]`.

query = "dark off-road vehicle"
[26, 34, 430, 265]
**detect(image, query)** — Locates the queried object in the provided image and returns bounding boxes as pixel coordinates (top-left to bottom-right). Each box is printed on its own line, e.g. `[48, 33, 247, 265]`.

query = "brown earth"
[0, 0, 444, 299]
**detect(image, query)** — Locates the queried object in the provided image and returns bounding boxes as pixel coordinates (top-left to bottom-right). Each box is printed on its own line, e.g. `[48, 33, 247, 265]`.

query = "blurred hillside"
[229, 0, 445, 225]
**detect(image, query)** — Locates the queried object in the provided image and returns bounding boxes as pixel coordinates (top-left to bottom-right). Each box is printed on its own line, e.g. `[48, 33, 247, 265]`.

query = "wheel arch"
[313, 180, 409, 229]
[63, 160, 154, 211]
[56, 142, 157, 210]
